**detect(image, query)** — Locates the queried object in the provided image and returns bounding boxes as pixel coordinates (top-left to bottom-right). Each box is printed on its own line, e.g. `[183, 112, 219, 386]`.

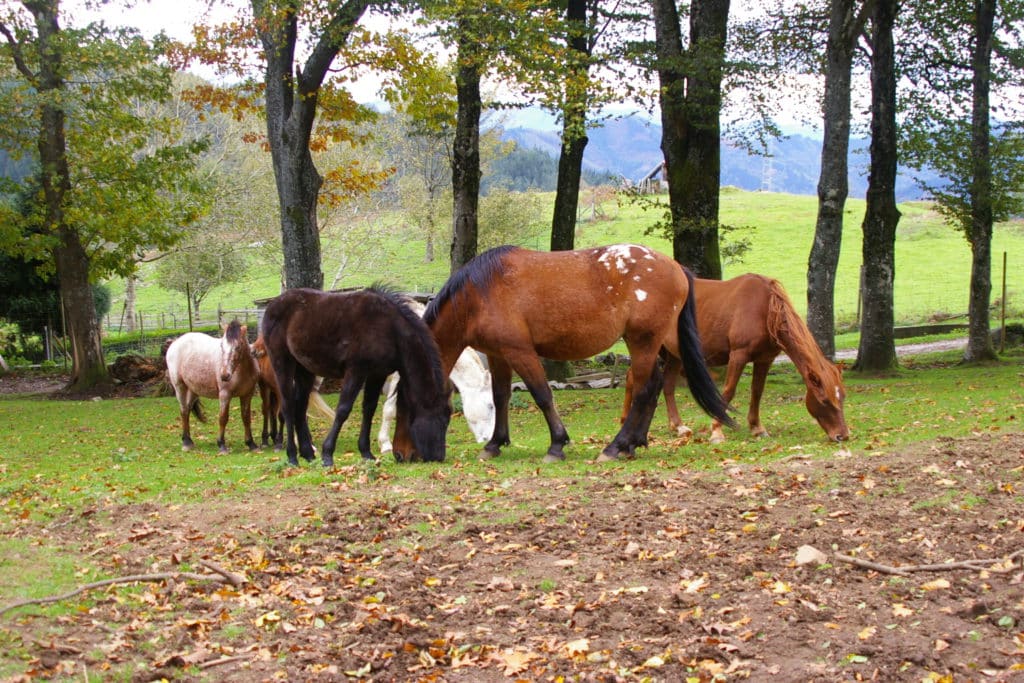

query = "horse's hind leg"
[662, 355, 693, 438]
[378, 374, 399, 455]
[603, 354, 663, 461]
[745, 360, 771, 439]
[320, 371, 365, 468]
[711, 354, 750, 443]
[177, 387, 195, 450]
[356, 376, 385, 461]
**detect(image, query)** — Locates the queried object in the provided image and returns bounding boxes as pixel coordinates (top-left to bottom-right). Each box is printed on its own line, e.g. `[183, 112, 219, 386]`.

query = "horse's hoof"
[596, 451, 619, 463]
[181, 444, 193, 452]
[710, 434, 726, 445]
[321, 458, 334, 468]
[542, 452, 565, 464]
[675, 425, 694, 439]
[478, 449, 499, 461]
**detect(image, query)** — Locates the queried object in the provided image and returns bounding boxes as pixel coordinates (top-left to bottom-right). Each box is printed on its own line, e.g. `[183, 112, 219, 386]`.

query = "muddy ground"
[1, 375, 1023, 682]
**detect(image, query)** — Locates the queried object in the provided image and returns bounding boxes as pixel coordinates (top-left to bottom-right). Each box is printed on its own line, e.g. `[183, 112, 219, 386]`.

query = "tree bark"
[963, 0, 997, 362]
[27, 0, 110, 390]
[450, 15, 482, 273]
[807, 0, 872, 359]
[652, 0, 729, 279]
[855, 0, 899, 372]
[550, 0, 590, 252]
[253, 0, 372, 291]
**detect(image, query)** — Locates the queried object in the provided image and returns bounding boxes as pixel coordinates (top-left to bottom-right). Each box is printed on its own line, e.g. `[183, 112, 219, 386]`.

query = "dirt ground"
[2, 374, 1024, 682]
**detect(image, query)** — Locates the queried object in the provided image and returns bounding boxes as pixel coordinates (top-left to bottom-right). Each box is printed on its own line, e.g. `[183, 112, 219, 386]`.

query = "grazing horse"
[623, 274, 849, 443]
[250, 335, 283, 449]
[393, 244, 734, 463]
[260, 286, 451, 467]
[306, 299, 496, 453]
[165, 320, 260, 453]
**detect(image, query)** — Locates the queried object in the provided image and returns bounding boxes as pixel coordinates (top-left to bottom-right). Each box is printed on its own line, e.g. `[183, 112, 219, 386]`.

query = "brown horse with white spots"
[623, 274, 849, 443]
[165, 320, 260, 453]
[393, 244, 734, 463]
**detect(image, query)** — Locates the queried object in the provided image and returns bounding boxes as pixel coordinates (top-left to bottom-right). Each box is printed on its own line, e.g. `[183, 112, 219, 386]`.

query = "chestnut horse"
[261, 286, 451, 467]
[393, 244, 734, 463]
[165, 320, 259, 453]
[623, 274, 849, 443]
[250, 335, 283, 449]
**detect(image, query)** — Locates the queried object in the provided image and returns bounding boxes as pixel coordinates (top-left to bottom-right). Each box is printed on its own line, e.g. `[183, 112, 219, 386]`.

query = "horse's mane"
[764, 279, 835, 376]
[423, 246, 517, 326]
[366, 283, 447, 390]
[224, 319, 244, 344]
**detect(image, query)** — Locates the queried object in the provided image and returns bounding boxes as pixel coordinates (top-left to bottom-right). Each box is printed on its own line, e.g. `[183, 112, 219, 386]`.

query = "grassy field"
[109, 189, 1024, 329]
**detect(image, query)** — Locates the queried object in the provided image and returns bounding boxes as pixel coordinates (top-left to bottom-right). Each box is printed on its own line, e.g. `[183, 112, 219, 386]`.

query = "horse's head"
[804, 362, 850, 442]
[460, 372, 495, 443]
[392, 390, 452, 463]
[219, 321, 252, 384]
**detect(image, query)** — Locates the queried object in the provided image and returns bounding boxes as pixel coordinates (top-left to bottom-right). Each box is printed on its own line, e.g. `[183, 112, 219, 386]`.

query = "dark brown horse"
[623, 274, 849, 443]
[165, 320, 259, 453]
[251, 335, 283, 449]
[393, 244, 734, 463]
[260, 286, 451, 467]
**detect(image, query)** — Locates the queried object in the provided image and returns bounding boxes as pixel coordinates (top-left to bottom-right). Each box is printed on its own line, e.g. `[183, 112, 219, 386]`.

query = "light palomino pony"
[165, 320, 260, 453]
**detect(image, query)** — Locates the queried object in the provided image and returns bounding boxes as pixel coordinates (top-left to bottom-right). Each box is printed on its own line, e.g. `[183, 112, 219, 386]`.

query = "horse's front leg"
[240, 391, 258, 451]
[357, 376, 385, 461]
[217, 390, 231, 454]
[504, 352, 568, 464]
[320, 371, 365, 468]
[662, 355, 692, 439]
[378, 374, 399, 454]
[481, 356, 514, 459]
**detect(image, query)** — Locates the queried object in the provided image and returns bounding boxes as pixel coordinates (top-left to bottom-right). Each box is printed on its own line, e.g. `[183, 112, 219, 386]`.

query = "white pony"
[310, 299, 495, 455]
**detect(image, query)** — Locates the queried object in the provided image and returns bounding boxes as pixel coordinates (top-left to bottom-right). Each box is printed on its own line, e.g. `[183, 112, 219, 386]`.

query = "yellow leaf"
[564, 638, 589, 656]
[921, 578, 951, 591]
[858, 626, 876, 640]
[892, 603, 914, 617]
[424, 577, 441, 587]
[254, 610, 280, 628]
[772, 580, 791, 594]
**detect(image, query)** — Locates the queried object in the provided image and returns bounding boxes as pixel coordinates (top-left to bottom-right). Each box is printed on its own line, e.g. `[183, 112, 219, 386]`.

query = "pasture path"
[2, 425, 1023, 681]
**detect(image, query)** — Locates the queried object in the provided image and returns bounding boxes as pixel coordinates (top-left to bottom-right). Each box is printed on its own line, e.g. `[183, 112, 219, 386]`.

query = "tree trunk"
[808, 0, 870, 359]
[253, 0, 371, 290]
[450, 22, 482, 274]
[29, 0, 110, 390]
[964, 0, 997, 362]
[652, 0, 729, 279]
[550, 0, 590, 252]
[855, 0, 899, 372]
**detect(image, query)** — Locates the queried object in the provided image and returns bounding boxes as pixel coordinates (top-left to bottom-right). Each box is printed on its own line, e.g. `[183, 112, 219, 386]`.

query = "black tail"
[677, 267, 736, 428]
[190, 398, 206, 423]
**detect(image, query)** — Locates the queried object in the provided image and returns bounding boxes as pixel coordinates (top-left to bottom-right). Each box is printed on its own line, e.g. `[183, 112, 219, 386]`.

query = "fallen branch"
[197, 559, 246, 588]
[198, 654, 251, 670]
[0, 570, 237, 617]
[836, 549, 1024, 576]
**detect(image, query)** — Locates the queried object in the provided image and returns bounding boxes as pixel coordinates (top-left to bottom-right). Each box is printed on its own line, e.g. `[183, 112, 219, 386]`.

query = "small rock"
[795, 545, 829, 566]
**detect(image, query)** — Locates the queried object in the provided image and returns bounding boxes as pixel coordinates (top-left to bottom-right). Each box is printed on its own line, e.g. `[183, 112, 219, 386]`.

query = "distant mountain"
[501, 116, 936, 201]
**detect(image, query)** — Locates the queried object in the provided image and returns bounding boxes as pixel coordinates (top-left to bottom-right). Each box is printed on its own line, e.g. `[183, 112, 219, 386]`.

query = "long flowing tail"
[190, 398, 206, 423]
[309, 390, 334, 420]
[677, 267, 736, 428]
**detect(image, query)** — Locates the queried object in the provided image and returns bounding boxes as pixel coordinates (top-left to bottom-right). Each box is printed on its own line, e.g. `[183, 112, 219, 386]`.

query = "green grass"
[105, 189, 1024, 328]
[2, 351, 1021, 537]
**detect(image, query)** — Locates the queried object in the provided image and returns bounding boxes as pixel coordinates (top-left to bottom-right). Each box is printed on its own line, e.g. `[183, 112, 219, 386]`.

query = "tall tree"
[549, 0, 591, 252]
[0, 1, 206, 390]
[900, 0, 1024, 362]
[449, 9, 483, 272]
[854, 0, 899, 372]
[651, 0, 730, 279]
[806, 0, 873, 359]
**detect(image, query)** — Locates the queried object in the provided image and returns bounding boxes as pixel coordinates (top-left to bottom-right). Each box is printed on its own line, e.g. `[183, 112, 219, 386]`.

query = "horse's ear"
[240, 324, 248, 337]
[807, 369, 828, 399]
